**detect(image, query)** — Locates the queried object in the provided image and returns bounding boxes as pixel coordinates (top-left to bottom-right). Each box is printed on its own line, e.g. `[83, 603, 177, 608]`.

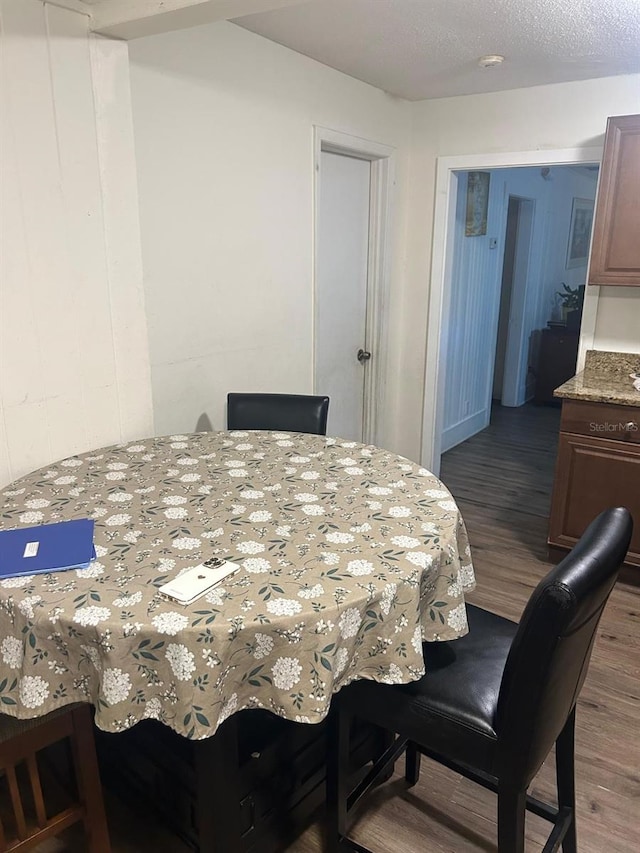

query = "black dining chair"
[227, 393, 330, 435]
[326, 506, 633, 853]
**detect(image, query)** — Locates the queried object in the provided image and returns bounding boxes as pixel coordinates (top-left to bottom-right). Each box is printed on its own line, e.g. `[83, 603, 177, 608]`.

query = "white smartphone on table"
[159, 558, 239, 605]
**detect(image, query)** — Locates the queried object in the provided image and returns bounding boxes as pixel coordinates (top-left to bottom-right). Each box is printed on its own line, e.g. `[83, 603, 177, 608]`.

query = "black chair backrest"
[495, 507, 632, 786]
[227, 393, 330, 435]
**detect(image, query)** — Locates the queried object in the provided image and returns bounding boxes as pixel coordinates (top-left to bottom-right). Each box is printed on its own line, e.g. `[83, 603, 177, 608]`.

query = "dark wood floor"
[38, 404, 640, 851]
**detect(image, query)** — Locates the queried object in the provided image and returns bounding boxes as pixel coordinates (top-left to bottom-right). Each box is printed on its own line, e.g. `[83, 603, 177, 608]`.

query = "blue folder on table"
[0, 518, 96, 579]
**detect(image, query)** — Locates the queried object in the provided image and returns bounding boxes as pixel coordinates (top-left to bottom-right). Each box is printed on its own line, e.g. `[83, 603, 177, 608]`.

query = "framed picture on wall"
[465, 171, 490, 236]
[566, 197, 594, 269]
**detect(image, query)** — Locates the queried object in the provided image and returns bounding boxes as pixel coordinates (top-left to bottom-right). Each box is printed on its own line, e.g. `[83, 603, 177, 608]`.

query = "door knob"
[357, 349, 371, 363]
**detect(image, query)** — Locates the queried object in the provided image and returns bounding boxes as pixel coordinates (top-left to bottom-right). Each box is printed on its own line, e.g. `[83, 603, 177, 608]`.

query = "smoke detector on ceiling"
[478, 55, 505, 68]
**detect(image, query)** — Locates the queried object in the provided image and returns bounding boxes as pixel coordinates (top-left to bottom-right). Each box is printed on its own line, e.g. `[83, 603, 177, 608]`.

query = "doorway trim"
[421, 146, 602, 474]
[313, 126, 395, 445]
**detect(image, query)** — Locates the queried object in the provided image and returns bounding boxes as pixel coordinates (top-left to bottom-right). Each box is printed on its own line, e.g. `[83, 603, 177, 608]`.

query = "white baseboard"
[441, 410, 490, 453]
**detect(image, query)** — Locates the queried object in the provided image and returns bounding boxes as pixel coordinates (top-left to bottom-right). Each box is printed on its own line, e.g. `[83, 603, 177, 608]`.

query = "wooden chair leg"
[555, 708, 577, 853]
[497, 783, 527, 853]
[70, 706, 111, 853]
[6, 764, 28, 841]
[405, 743, 421, 787]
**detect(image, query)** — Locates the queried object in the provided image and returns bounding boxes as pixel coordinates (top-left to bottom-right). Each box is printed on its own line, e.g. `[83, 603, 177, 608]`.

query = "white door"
[315, 150, 371, 441]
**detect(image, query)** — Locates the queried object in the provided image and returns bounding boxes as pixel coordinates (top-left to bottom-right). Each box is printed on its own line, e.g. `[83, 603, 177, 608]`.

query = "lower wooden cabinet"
[548, 400, 640, 568]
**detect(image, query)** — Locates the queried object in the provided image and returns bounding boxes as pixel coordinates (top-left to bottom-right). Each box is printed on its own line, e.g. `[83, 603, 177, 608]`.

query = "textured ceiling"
[234, 0, 640, 100]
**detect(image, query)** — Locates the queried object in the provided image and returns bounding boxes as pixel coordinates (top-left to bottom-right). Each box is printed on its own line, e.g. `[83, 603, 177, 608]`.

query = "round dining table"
[0, 430, 475, 739]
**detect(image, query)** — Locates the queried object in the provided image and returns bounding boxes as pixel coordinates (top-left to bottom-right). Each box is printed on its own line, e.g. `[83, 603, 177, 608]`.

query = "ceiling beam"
[90, 0, 314, 40]
[40, 0, 91, 16]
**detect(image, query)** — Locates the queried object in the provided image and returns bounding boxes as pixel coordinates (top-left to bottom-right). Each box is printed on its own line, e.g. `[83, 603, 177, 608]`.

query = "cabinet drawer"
[560, 399, 640, 444]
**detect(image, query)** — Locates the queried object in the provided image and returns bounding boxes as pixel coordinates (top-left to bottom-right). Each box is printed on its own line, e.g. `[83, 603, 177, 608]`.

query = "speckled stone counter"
[554, 350, 640, 407]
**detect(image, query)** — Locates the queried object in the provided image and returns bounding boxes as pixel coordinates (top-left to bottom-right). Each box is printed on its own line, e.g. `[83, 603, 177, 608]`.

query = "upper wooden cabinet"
[589, 114, 640, 286]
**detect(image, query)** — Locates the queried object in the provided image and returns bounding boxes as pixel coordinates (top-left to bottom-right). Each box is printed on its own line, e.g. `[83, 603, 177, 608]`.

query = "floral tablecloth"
[0, 431, 475, 739]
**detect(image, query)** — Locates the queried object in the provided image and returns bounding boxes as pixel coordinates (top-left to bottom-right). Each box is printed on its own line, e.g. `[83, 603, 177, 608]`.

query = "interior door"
[315, 150, 371, 441]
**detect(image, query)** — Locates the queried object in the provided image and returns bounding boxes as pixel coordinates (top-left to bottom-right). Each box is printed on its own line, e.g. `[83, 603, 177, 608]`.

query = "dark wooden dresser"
[534, 326, 579, 405]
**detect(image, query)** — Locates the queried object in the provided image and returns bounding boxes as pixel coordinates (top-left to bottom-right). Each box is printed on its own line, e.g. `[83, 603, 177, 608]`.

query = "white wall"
[403, 74, 640, 465]
[128, 21, 411, 442]
[539, 165, 598, 321]
[0, 0, 153, 489]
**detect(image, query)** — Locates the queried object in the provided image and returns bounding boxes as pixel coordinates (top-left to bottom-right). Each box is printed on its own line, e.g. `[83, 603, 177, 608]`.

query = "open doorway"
[493, 196, 535, 406]
[427, 158, 599, 468]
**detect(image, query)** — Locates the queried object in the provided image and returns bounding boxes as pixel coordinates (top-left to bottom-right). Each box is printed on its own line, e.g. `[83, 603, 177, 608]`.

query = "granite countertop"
[554, 350, 640, 408]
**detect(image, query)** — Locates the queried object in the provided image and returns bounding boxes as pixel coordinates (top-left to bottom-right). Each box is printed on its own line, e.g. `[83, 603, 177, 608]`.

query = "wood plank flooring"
[36, 404, 640, 851]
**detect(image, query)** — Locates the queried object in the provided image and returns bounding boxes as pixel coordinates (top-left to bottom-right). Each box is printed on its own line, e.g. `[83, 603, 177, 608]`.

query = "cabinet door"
[589, 114, 640, 286]
[548, 432, 640, 565]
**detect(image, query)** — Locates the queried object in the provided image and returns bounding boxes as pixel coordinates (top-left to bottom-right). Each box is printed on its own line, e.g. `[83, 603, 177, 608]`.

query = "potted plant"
[556, 283, 582, 325]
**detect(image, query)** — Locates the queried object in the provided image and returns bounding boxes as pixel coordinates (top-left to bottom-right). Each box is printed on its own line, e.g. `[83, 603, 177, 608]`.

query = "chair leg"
[70, 706, 111, 853]
[497, 783, 527, 853]
[556, 708, 577, 853]
[326, 705, 352, 853]
[405, 743, 421, 787]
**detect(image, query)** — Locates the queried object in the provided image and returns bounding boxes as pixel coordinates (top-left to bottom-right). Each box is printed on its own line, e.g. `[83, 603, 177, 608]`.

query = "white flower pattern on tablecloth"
[272, 657, 302, 690]
[242, 558, 271, 573]
[19, 676, 49, 708]
[237, 541, 265, 554]
[438, 500, 458, 511]
[254, 633, 274, 659]
[73, 606, 111, 626]
[19, 511, 44, 524]
[266, 599, 303, 616]
[339, 608, 362, 639]
[388, 506, 411, 517]
[406, 552, 433, 569]
[380, 584, 398, 616]
[152, 612, 189, 635]
[346, 560, 374, 576]
[447, 603, 468, 633]
[105, 514, 132, 526]
[0, 430, 474, 739]
[165, 507, 188, 519]
[218, 693, 239, 725]
[248, 511, 272, 522]
[301, 504, 324, 515]
[102, 668, 132, 704]
[1, 636, 23, 669]
[335, 648, 349, 675]
[172, 537, 201, 550]
[76, 564, 105, 579]
[326, 531, 354, 544]
[17, 596, 42, 619]
[80, 644, 102, 670]
[143, 697, 162, 720]
[391, 535, 420, 548]
[166, 644, 196, 680]
[1, 575, 33, 588]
